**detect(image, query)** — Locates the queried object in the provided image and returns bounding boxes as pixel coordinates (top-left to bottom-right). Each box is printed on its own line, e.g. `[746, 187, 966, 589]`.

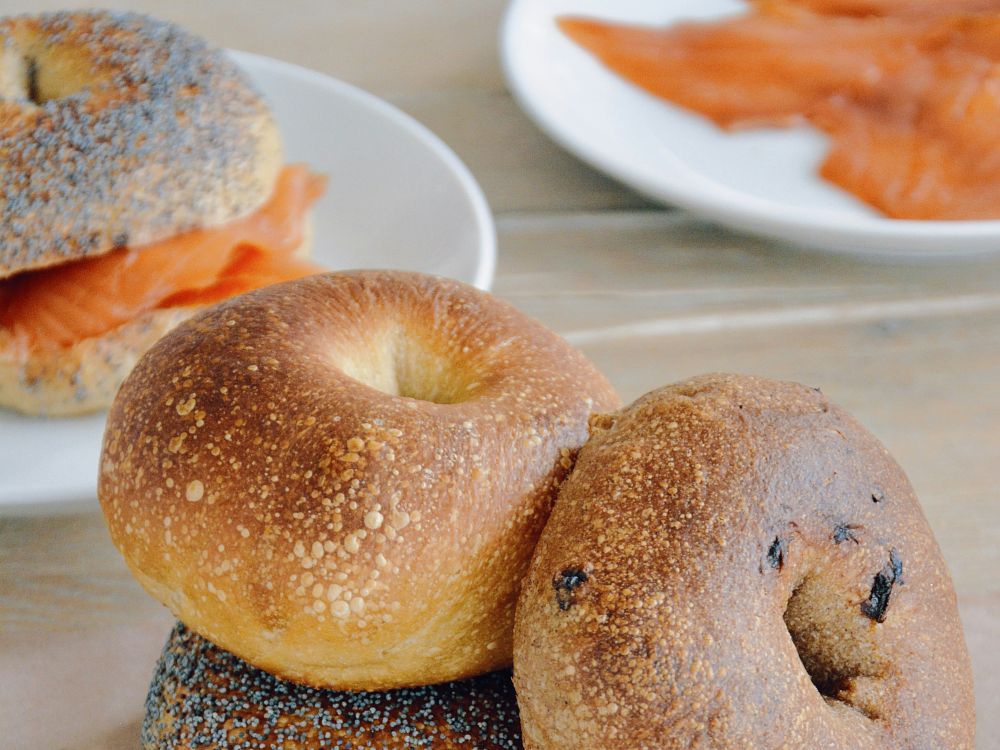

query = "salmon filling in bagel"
[0, 164, 326, 358]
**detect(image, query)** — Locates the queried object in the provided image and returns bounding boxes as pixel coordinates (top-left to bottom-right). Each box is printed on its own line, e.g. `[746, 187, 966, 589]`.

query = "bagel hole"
[336, 332, 479, 405]
[783, 574, 888, 720]
[0, 55, 48, 104]
[0, 45, 94, 104]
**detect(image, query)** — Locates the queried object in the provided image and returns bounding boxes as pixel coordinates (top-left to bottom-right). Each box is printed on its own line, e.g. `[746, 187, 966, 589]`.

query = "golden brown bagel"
[99, 270, 619, 690]
[514, 374, 974, 749]
[0, 9, 286, 416]
[143, 622, 523, 749]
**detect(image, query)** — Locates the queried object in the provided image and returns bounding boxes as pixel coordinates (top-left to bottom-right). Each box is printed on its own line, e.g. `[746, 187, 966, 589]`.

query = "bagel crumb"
[184, 480, 203, 502]
[364, 510, 384, 530]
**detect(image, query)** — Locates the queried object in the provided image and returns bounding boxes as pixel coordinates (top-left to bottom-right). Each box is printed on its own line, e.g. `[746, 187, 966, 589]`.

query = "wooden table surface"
[1, 2, 998, 748]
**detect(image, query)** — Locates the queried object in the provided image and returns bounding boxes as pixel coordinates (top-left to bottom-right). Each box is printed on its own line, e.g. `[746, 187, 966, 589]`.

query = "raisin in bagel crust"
[143, 622, 522, 749]
[99, 271, 619, 690]
[514, 374, 974, 749]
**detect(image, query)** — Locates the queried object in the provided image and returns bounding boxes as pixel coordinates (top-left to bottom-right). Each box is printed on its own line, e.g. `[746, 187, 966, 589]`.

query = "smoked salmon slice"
[0, 165, 326, 353]
[560, 0, 1000, 219]
[560, 12, 930, 128]
[771, 0, 1000, 19]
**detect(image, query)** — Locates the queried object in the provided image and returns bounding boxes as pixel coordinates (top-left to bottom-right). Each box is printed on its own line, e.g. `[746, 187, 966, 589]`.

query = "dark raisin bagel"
[143, 622, 523, 749]
[513, 373, 974, 749]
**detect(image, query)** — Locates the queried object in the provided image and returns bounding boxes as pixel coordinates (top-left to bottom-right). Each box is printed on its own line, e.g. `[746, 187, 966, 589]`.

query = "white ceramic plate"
[502, 0, 1000, 258]
[0, 51, 495, 515]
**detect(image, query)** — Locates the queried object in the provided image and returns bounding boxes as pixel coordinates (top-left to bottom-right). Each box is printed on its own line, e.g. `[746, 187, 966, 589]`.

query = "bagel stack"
[94, 274, 974, 743]
[99, 270, 619, 747]
[0, 10, 325, 416]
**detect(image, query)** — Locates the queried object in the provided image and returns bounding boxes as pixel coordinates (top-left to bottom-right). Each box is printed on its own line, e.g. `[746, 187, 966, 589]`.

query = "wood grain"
[394, 93, 657, 212]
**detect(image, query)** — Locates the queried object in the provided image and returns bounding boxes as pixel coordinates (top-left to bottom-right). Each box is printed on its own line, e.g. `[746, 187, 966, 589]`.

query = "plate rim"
[0, 50, 497, 515]
[230, 50, 498, 291]
[500, 0, 1000, 259]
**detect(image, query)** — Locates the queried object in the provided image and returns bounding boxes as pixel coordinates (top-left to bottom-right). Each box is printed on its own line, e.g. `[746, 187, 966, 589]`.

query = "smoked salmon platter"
[502, 0, 1000, 257]
[0, 51, 494, 514]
